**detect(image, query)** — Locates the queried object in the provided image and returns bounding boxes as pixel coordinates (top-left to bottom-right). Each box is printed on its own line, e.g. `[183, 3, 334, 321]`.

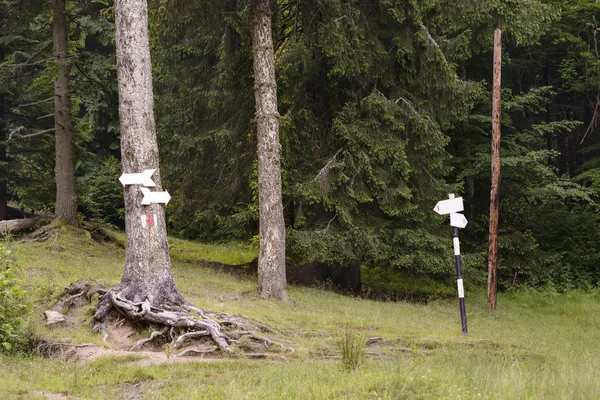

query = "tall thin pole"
[488, 28, 502, 310]
[449, 194, 468, 334]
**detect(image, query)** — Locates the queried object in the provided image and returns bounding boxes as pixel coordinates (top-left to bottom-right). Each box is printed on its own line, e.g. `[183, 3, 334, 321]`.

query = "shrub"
[78, 156, 125, 227]
[0, 245, 30, 353]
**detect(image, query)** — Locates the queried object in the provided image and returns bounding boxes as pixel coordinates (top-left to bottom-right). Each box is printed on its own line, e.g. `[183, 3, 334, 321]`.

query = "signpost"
[434, 194, 468, 335]
[433, 196, 464, 215]
[119, 170, 170, 235]
[119, 169, 157, 187]
[118, 169, 171, 206]
[140, 187, 171, 205]
[450, 213, 468, 229]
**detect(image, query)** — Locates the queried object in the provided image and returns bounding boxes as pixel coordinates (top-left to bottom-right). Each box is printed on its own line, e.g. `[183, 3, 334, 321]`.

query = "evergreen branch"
[18, 98, 53, 107]
[420, 25, 439, 49]
[313, 148, 343, 184]
[582, 19, 600, 144]
[6, 126, 55, 143]
[36, 114, 54, 120]
[395, 97, 417, 115]
[6, 57, 52, 68]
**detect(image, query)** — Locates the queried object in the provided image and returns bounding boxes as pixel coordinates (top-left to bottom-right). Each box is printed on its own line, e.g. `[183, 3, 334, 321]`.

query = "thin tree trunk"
[52, 0, 78, 226]
[114, 0, 183, 305]
[488, 28, 501, 311]
[0, 123, 7, 221]
[252, 0, 289, 301]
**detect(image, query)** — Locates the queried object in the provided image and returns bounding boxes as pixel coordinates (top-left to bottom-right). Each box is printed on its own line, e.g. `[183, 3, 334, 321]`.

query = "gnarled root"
[92, 287, 292, 357]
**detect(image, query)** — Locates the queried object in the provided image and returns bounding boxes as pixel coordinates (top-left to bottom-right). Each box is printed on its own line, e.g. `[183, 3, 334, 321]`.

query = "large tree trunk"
[52, 0, 78, 226]
[113, 0, 183, 306]
[92, 0, 286, 357]
[252, 0, 289, 301]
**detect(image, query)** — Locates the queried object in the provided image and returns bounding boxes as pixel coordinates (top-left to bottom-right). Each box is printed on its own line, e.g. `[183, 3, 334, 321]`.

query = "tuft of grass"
[338, 331, 363, 371]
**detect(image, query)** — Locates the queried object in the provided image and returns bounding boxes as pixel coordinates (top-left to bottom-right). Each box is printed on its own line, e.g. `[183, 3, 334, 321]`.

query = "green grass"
[1, 225, 600, 399]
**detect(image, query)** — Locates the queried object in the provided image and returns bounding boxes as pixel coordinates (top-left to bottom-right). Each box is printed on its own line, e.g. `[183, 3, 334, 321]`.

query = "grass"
[1, 225, 600, 399]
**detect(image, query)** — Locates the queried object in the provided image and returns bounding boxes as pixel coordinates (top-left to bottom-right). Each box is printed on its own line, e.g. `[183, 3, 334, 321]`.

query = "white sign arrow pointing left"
[119, 169, 156, 187]
[140, 187, 171, 205]
[433, 196, 464, 215]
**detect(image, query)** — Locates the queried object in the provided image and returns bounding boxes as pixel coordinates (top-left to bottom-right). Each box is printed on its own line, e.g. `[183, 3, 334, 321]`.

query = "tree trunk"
[251, 0, 289, 301]
[113, 0, 184, 306]
[90, 0, 285, 355]
[0, 123, 7, 221]
[52, 0, 78, 226]
[0, 218, 38, 233]
[488, 28, 501, 311]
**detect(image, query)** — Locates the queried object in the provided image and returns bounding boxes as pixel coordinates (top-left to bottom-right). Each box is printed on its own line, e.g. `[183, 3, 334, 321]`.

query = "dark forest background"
[2, 0, 600, 292]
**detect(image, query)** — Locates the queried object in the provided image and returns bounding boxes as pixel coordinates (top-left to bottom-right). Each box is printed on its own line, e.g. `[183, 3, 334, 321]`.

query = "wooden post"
[488, 28, 502, 310]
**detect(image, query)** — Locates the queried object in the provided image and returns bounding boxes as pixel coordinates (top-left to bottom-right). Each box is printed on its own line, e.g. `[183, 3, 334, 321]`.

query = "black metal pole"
[452, 226, 468, 335]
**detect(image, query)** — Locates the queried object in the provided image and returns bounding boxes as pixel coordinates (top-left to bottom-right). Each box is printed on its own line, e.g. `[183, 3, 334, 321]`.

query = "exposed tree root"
[21, 223, 57, 243]
[92, 286, 293, 358]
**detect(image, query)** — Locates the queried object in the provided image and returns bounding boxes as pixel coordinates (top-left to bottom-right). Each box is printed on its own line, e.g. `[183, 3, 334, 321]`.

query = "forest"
[2, 0, 600, 296]
[2, 1, 600, 398]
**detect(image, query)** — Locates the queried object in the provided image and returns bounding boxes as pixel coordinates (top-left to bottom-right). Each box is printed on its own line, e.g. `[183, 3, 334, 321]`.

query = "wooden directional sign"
[119, 169, 156, 187]
[450, 213, 468, 229]
[433, 196, 464, 215]
[140, 187, 171, 205]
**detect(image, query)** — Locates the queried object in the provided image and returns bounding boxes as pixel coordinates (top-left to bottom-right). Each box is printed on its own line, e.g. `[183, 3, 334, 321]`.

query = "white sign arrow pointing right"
[140, 187, 171, 205]
[119, 169, 156, 187]
[450, 213, 468, 229]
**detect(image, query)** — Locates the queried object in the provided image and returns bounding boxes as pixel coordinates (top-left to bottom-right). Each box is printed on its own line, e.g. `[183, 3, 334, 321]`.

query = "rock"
[44, 310, 66, 325]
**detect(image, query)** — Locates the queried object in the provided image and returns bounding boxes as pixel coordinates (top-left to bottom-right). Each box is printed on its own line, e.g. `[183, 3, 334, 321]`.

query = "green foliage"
[0, 244, 30, 353]
[0, 0, 119, 213]
[77, 156, 124, 227]
[457, 84, 600, 289]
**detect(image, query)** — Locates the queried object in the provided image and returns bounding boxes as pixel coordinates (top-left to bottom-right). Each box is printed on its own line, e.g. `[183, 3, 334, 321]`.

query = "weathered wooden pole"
[488, 27, 502, 310]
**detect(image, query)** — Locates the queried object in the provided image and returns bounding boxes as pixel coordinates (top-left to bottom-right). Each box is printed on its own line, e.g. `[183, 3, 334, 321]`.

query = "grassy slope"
[1, 225, 599, 399]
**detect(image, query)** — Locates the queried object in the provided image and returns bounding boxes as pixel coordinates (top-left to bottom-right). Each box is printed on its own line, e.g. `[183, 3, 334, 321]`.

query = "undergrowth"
[0, 243, 30, 354]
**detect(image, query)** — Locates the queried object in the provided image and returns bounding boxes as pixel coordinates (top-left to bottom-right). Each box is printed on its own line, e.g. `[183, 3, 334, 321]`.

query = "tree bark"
[0, 218, 38, 233]
[114, 0, 183, 305]
[488, 28, 501, 311]
[52, 0, 78, 226]
[252, 0, 289, 301]
[0, 123, 7, 221]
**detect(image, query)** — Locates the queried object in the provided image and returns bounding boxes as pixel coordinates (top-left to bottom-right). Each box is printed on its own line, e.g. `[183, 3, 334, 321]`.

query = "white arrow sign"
[119, 169, 156, 187]
[450, 213, 468, 229]
[433, 196, 464, 215]
[140, 187, 171, 205]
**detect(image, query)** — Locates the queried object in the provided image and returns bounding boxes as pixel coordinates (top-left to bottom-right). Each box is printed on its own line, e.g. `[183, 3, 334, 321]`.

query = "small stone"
[44, 310, 66, 325]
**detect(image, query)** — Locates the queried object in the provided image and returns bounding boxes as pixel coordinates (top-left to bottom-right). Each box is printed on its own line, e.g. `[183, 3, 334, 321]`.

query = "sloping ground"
[2, 225, 600, 399]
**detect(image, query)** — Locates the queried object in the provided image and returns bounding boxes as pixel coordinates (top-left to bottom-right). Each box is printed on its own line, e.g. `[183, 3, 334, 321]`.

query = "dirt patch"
[28, 391, 69, 400]
[119, 381, 147, 400]
[35, 280, 289, 365]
